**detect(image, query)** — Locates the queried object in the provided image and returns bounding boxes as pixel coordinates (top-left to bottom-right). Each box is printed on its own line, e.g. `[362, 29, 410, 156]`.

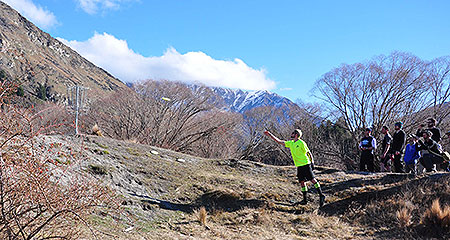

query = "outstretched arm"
[264, 131, 285, 145]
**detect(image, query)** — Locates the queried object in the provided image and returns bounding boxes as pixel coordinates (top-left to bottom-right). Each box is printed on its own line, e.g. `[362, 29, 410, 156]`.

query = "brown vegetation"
[422, 198, 450, 231]
[88, 80, 241, 159]
[198, 207, 207, 226]
[0, 77, 117, 239]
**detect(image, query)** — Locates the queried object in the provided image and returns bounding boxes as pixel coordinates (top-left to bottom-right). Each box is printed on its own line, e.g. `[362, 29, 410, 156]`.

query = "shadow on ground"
[320, 173, 450, 216]
[131, 190, 266, 214]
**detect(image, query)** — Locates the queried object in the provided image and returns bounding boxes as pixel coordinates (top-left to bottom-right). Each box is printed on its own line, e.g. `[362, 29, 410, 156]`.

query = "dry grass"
[396, 207, 412, 227]
[422, 198, 450, 229]
[45, 134, 450, 239]
[92, 124, 103, 137]
[198, 207, 207, 226]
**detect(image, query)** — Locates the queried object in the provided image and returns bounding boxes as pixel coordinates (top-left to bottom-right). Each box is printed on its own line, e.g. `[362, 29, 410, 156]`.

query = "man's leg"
[311, 179, 325, 207]
[368, 154, 375, 172]
[360, 154, 367, 171]
[418, 158, 425, 174]
[405, 164, 410, 174]
[394, 154, 403, 173]
[423, 155, 433, 172]
[386, 155, 392, 172]
[299, 181, 308, 205]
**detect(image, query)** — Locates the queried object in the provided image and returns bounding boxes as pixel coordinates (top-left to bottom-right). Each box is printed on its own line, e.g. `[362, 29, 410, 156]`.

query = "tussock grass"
[339, 174, 450, 239]
[397, 207, 412, 228]
[422, 198, 450, 230]
[92, 124, 103, 137]
[198, 207, 207, 226]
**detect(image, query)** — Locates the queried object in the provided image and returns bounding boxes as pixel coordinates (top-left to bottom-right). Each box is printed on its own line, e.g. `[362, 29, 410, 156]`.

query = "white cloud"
[279, 87, 293, 91]
[1, 0, 58, 29]
[58, 32, 276, 91]
[75, 0, 129, 14]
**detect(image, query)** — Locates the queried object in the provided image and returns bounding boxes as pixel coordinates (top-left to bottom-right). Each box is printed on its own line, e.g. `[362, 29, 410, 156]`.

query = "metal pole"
[75, 85, 79, 135]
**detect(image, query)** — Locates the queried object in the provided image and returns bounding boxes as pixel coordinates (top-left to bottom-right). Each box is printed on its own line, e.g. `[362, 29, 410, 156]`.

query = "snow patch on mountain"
[211, 87, 298, 113]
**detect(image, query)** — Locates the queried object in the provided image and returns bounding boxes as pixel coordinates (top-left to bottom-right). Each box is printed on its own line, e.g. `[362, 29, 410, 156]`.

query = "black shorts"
[297, 164, 314, 182]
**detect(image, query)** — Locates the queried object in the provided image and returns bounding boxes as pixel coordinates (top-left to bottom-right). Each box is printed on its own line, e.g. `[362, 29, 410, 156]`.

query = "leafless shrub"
[0, 78, 117, 239]
[238, 106, 295, 165]
[30, 101, 73, 134]
[89, 80, 241, 159]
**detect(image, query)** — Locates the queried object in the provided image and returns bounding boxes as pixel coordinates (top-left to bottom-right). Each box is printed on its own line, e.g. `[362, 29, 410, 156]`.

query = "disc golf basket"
[67, 85, 89, 135]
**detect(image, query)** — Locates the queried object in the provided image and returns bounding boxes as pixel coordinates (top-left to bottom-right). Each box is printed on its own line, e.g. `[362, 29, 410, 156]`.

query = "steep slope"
[0, 1, 127, 100]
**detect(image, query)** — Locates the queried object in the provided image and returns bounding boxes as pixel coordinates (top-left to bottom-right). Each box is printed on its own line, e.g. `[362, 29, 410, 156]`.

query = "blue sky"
[3, 0, 450, 102]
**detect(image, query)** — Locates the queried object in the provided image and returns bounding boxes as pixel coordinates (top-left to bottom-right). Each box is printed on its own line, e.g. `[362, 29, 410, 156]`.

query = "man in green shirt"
[264, 129, 325, 207]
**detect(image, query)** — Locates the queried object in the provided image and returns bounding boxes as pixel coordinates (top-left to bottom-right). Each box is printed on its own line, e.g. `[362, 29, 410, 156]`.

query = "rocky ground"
[40, 134, 450, 240]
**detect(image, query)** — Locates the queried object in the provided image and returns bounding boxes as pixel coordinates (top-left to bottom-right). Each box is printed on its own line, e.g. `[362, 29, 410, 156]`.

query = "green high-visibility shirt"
[285, 139, 311, 167]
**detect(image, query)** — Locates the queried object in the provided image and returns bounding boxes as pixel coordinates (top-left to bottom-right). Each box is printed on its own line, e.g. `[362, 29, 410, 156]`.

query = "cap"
[293, 129, 303, 138]
[395, 121, 403, 128]
[408, 134, 418, 140]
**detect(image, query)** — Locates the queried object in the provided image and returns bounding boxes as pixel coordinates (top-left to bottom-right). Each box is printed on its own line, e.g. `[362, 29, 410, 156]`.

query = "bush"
[0, 78, 117, 239]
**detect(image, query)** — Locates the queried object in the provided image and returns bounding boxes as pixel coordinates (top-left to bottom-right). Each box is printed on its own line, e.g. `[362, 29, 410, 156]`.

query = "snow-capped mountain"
[211, 87, 299, 113]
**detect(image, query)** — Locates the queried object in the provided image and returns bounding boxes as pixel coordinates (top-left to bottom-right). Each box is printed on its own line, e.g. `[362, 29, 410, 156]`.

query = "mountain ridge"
[211, 86, 300, 113]
[0, 1, 127, 101]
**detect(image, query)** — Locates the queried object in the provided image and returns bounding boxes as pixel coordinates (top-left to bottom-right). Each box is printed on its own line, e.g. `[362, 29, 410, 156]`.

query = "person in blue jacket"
[403, 135, 420, 175]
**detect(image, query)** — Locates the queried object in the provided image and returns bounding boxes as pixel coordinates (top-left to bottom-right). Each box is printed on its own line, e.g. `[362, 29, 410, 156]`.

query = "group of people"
[261, 118, 449, 208]
[359, 118, 450, 174]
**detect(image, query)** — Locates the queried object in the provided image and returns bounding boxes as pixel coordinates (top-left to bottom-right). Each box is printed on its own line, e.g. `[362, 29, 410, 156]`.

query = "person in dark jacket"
[416, 123, 425, 138]
[427, 118, 441, 144]
[391, 122, 406, 173]
[380, 126, 392, 172]
[359, 128, 376, 172]
[417, 130, 443, 172]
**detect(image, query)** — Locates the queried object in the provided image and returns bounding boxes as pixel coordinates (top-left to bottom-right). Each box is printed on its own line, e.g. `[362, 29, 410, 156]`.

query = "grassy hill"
[42, 134, 450, 239]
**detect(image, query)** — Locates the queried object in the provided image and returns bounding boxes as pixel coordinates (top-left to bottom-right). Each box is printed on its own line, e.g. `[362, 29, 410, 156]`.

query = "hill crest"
[0, 1, 127, 101]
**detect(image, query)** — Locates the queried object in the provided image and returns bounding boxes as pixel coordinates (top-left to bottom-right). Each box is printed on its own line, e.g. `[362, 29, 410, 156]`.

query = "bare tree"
[90, 80, 242, 158]
[238, 106, 297, 165]
[190, 111, 242, 158]
[90, 89, 152, 140]
[426, 56, 450, 127]
[314, 52, 429, 142]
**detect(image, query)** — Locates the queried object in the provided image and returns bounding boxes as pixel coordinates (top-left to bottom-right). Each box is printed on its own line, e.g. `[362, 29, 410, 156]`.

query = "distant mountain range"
[211, 87, 299, 114]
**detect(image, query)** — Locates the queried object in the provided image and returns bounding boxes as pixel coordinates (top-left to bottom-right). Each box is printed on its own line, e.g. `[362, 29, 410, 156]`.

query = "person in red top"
[264, 129, 325, 207]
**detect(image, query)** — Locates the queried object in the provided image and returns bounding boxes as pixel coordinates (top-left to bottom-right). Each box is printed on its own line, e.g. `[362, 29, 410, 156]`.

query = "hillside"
[40, 134, 450, 240]
[0, 1, 127, 101]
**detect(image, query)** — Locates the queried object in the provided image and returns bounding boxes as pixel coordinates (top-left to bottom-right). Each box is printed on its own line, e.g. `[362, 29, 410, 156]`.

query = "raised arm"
[264, 131, 285, 145]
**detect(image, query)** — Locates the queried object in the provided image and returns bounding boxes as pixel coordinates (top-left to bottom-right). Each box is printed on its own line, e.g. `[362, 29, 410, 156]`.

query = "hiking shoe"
[319, 195, 325, 207]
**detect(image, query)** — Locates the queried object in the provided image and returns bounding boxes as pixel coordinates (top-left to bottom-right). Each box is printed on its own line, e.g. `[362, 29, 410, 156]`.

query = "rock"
[150, 150, 159, 155]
